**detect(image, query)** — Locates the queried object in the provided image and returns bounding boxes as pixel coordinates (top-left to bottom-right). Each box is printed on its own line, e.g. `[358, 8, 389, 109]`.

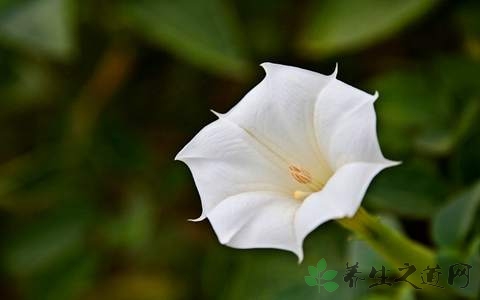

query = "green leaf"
[345, 217, 407, 298]
[373, 71, 440, 128]
[323, 281, 339, 292]
[452, 126, 480, 185]
[235, 0, 290, 57]
[432, 56, 480, 96]
[307, 266, 318, 277]
[369, 69, 448, 157]
[366, 161, 448, 218]
[321, 270, 338, 281]
[0, 0, 76, 60]
[317, 258, 327, 272]
[415, 99, 480, 156]
[117, 0, 251, 78]
[348, 215, 402, 272]
[304, 276, 317, 287]
[432, 181, 480, 247]
[460, 238, 480, 298]
[299, 0, 437, 57]
[436, 242, 480, 298]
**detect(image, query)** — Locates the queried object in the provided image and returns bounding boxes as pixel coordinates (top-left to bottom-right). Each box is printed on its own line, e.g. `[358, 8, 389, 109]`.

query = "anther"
[288, 165, 312, 184]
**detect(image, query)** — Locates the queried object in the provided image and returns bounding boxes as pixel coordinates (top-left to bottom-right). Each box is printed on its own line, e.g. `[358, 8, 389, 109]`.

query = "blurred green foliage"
[0, 0, 479, 299]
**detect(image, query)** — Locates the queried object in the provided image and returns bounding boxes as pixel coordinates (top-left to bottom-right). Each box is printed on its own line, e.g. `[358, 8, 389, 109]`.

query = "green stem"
[337, 207, 435, 268]
[337, 207, 458, 297]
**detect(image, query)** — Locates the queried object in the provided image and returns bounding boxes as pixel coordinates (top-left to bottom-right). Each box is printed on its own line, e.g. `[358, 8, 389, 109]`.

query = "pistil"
[293, 190, 311, 200]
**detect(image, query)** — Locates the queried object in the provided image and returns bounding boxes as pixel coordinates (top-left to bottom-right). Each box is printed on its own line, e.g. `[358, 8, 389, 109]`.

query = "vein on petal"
[213, 111, 296, 176]
[214, 112, 330, 193]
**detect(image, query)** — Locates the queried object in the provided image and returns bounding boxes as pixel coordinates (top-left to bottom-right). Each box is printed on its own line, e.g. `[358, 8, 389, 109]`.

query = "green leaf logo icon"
[317, 258, 327, 272]
[308, 265, 318, 277]
[323, 281, 340, 292]
[304, 258, 339, 293]
[322, 270, 338, 280]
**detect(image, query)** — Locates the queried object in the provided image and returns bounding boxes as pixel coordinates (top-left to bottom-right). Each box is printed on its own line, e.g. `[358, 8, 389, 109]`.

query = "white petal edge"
[294, 160, 400, 255]
[314, 77, 389, 170]
[223, 63, 337, 184]
[206, 191, 302, 259]
[175, 116, 302, 221]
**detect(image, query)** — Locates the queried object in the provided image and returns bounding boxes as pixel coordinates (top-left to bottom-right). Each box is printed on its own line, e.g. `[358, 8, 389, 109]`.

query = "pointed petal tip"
[260, 62, 277, 75]
[260, 62, 273, 68]
[210, 109, 223, 118]
[386, 160, 402, 167]
[174, 152, 184, 162]
[174, 149, 192, 162]
[331, 63, 338, 78]
[296, 250, 304, 264]
[188, 214, 207, 222]
[372, 90, 379, 101]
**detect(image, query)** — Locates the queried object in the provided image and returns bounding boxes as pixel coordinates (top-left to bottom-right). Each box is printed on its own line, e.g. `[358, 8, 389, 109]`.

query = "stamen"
[288, 165, 312, 184]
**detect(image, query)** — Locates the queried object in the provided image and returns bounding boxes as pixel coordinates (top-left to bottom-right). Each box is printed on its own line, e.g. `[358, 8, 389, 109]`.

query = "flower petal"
[207, 191, 302, 258]
[314, 78, 392, 169]
[223, 63, 336, 185]
[175, 117, 302, 220]
[294, 161, 398, 246]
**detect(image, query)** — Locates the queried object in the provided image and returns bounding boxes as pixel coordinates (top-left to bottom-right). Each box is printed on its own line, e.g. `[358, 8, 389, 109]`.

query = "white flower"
[175, 63, 398, 261]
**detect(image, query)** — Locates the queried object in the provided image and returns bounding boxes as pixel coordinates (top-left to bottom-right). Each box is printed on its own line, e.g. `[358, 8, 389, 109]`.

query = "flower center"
[288, 165, 312, 184]
[289, 165, 315, 200]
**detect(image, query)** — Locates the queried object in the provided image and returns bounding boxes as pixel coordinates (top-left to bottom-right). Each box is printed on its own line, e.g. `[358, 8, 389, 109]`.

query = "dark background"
[0, 0, 479, 299]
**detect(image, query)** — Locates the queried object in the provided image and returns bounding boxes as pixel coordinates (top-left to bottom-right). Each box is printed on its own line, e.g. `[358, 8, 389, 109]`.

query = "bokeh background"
[0, 0, 479, 299]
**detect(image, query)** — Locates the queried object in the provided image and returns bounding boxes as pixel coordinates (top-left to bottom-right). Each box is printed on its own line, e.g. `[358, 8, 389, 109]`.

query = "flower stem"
[337, 208, 459, 297]
[337, 207, 436, 273]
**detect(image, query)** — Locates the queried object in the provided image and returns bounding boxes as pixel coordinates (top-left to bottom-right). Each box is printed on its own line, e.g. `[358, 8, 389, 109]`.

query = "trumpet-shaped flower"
[175, 63, 398, 261]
